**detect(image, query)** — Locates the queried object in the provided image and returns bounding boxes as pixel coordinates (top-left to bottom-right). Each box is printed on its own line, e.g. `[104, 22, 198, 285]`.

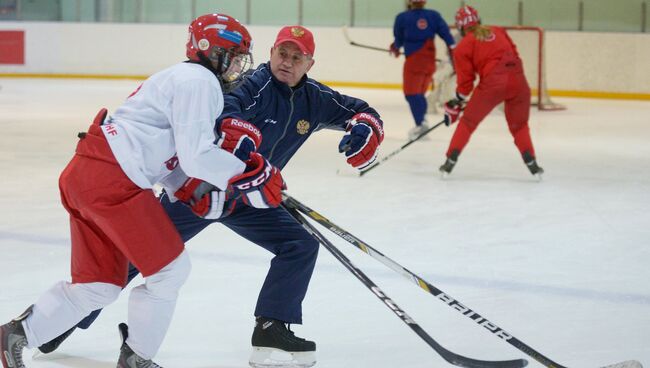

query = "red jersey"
[453, 26, 522, 97]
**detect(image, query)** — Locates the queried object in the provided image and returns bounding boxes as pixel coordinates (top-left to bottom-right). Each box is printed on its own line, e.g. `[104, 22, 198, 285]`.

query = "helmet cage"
[204, 45, 253, 86]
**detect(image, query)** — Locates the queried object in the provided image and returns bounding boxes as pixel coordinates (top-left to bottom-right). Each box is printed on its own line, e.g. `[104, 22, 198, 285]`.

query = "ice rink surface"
[1, 78, 649, 368]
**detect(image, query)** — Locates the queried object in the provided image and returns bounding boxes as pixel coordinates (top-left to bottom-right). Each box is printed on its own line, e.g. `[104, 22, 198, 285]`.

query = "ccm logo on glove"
[229, 152, 286, 208]
[232, 165, 272, 191]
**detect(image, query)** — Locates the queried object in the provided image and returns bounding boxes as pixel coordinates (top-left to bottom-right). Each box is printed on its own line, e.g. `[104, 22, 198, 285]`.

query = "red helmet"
[186, 13, 253, 85]
[455, 5, 480, 31]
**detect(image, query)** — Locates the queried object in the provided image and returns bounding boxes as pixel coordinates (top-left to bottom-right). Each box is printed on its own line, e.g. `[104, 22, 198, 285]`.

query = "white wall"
[546, 31, 650, 94]
[1, 22, 649, 94]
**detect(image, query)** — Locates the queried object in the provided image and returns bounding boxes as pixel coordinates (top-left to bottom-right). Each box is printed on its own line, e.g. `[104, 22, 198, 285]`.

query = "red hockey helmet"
[455, 5, 480, 31]
[186, 13, 253, 85]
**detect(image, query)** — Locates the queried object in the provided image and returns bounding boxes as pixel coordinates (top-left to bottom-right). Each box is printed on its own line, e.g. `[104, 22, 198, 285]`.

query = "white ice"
[0, 78, 649, 368]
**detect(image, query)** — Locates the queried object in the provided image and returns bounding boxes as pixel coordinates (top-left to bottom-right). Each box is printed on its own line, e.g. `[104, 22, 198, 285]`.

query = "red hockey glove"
[444, 94, 465, 126]
[174, 178, 232, 219]
[338, 113, 384, 170]
[229, 152, 286, 209]
[216, 118, 262, 162]
[389, 43, 400, 58]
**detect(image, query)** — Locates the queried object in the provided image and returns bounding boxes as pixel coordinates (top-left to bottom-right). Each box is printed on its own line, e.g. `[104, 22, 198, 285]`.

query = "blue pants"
[77, 194, 319, 329]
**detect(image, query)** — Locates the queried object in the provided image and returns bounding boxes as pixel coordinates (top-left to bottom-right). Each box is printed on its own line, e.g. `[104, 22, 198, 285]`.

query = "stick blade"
[599, 360, 643, 368]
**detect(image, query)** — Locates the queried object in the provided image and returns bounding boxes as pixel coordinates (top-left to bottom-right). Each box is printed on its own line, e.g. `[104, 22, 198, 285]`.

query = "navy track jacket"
[218, 62, 382, 169]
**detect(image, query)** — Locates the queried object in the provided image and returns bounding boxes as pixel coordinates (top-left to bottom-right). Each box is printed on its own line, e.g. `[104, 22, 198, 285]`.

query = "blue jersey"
[393, 8, 455, 57]
[219, 62, 381, 169]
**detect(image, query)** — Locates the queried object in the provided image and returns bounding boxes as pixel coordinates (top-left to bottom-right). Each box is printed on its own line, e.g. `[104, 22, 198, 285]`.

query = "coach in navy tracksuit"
[165, 54, 383, 327]
[39, 25, 384, 361]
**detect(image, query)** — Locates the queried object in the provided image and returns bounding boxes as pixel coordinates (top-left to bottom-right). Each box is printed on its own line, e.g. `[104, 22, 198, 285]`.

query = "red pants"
[59, 113, 184, 287]
[446, 61, 535, 158]
[403, 40, 436, 95]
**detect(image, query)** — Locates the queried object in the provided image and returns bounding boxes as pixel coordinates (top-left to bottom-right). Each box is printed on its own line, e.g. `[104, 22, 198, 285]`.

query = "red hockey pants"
[402, 40, 437, 95]
[59, 110, 184, 287]
[446, 62, 535, 158]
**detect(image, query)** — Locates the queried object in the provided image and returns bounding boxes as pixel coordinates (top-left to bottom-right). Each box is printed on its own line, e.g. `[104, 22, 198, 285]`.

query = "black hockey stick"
[282, 201, 527, 368]
[282, 194, 643, 368]
[342, 26, 392, 53]
[342, 26, 443, 61]
[359, 119, 446, 177]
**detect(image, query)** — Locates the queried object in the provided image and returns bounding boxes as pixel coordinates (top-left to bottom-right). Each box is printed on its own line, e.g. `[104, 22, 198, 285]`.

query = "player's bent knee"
[508, 122, 527, 134]
[62, 281, 122, 312]
[144, 250, 191, 299]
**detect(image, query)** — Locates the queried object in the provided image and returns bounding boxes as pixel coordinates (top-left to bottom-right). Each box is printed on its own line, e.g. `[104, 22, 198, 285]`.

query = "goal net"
[502, 26, 564, 111]
[431, 25, 564, 111]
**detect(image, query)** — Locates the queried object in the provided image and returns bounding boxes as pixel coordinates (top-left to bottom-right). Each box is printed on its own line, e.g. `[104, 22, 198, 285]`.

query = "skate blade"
[439, 171, 450, 180]
[602, 360, 643, 368]
[249, 347, 316, 368]
[32, 350, 63, 360]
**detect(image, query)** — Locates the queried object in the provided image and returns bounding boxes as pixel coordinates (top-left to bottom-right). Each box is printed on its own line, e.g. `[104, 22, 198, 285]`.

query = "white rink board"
[1, 22, 650, 94]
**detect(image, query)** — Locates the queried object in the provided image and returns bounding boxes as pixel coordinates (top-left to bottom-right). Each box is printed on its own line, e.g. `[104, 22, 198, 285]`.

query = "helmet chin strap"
[193, 51, 243, 93]
[194, 51, 226, 79]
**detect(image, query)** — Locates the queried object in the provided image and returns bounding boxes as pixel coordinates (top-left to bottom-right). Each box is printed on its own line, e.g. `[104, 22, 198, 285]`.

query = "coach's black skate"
[116, 323, 162, 368]
[37, 326, 76, 354]
[439, 150, 460, 177]
[1, 306, 32, 368]
[249, 317, 316, 368]
[523, 151, 544, 179]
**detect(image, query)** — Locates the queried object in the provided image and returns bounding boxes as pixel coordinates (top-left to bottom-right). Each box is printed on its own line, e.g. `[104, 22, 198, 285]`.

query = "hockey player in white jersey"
[0, 13, 283, 368]
[33, 24, 385, 368]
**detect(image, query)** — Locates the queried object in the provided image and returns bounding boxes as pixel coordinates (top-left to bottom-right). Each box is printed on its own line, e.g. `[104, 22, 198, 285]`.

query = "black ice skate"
[116, 323, 163, 368]
[37, 326, 76, 354]
[249, 317, 316, 368]
[0, 306, 32, 368]
[523, 151, 544, 180]
[439, 150, 460, 178]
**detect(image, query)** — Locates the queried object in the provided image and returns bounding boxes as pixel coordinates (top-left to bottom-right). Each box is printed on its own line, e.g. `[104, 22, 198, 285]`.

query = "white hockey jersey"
[101, 62, 245, 191]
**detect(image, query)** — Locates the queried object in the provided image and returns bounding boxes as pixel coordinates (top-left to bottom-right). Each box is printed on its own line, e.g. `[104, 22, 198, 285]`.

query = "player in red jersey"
[440, 5, 544, 178]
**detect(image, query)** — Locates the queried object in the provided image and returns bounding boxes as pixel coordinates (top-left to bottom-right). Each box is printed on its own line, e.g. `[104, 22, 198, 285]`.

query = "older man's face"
[270, 42, 315, 87]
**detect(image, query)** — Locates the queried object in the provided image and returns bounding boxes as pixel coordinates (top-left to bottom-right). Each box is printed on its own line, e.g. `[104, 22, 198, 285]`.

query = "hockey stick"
[342, 26, 443, 62]
[342, 26, 392, 53]
[282, 201, 527, 368]
[358, 119, 446, 177]
[282, 194, 643, 368]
